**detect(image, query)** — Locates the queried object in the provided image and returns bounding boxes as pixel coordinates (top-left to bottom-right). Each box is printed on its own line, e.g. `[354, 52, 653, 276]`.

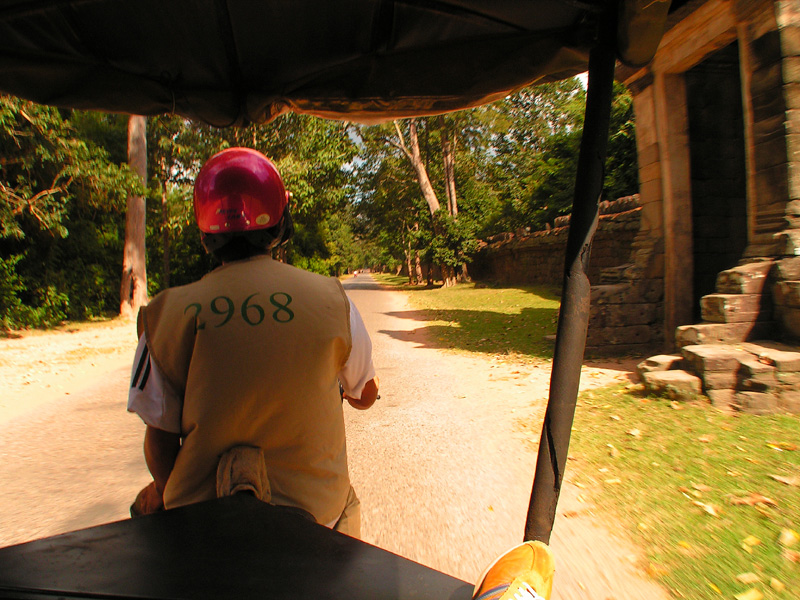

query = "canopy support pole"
[524, 4, 618, 544]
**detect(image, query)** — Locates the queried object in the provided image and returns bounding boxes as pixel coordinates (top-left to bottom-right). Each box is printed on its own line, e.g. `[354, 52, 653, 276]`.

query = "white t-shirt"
[128, 299, 375, 434]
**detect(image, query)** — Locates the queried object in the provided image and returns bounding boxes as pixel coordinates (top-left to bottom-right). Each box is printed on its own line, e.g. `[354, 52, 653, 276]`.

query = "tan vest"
[138, 255, 352, 525]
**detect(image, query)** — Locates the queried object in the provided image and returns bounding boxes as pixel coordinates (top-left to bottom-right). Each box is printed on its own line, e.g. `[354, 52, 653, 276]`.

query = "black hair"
[201, 207, 294, 263]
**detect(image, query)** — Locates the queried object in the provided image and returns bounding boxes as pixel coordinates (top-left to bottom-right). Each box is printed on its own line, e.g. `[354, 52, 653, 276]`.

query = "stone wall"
[469, 197, 641, 286]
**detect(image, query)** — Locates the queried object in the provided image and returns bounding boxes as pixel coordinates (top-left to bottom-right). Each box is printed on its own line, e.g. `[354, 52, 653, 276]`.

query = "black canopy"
[0, 0, 670, 126]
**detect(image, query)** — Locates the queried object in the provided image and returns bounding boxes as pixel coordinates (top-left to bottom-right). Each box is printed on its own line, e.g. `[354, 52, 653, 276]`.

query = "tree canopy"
[0, 78, 639, 329]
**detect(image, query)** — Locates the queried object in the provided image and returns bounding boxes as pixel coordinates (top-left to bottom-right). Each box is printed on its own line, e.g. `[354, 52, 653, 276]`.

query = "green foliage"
[0, 96, 140, 329]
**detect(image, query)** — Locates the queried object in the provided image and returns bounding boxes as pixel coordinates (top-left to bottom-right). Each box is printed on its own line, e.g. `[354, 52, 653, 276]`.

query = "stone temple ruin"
[473, 0, 800, 414]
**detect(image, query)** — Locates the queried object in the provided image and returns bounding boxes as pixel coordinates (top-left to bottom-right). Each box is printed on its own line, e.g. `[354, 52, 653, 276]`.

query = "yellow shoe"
[472, 541, 555, 600]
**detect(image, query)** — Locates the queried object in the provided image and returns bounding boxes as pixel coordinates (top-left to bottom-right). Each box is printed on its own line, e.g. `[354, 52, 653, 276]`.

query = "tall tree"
[120, 115, 148, 317]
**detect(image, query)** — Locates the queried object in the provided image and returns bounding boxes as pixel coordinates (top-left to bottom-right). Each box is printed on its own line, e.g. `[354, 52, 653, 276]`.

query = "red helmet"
[194, 148, 289, 234]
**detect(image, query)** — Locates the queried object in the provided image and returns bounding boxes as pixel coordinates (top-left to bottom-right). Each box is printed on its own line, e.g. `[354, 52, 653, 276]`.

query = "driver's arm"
[144, 425, 181, 498]
[345, 376, 379, 410]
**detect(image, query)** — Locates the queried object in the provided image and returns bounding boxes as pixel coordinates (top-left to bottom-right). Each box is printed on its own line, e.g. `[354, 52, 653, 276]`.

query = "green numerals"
[269, 293, 294, 323]
[242, 293, 265, 326]
[185, 292, 294, 330]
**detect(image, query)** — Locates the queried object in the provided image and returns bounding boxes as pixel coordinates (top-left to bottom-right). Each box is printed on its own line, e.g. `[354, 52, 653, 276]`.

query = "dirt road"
[0, 273, 669, 599]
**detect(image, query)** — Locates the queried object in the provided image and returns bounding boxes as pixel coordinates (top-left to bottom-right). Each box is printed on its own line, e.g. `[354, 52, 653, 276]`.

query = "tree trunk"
[394, 119, 440, 217]
[161, 179, 170, 289]
[120, 115, 148, 318]
[438, 116, 458, 217]
[460, 262, 471, 283]
[405, 246, 414, 285]
[414, 250, 424, 285]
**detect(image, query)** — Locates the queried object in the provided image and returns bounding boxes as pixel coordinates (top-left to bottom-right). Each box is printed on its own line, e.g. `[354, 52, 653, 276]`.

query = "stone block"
[700, 294, 767, 323]
[682, 344, 751, 372]
[779, 307, 800, 340]
[641, 370, 703, 401]
[707, 389, 736, 410]
[591, 283, 629, 305]
[675, 321, 776, 347]
[778, 391, 800, 414]
[732, 391, 779, 415]
[703, 370, 739, 390]
[737, 363, 779, 391]
[781, 25, 800, 57]
[775, 229, 800, 256]
[743, 343, 800, 371]
[637, 354, 684, 375]
[786, 56, 800, 84]
[716, 261, 774, 294]
[738, 357, 777, 377]
[605, 325, 653, 345]
[775, 281, 800, 307]
[773, 256, 800, 281]
[777, 371, 800, 386]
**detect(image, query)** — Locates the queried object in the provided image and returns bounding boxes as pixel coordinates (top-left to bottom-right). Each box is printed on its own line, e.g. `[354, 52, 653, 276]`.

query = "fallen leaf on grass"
[627, 428, 641, 438]
[707, 581, 722, 594]
[607, 444, 619, 458]
[698, 434, 714, 443]
[734, 589, 763, 600]
[741, 536, 764, 553]
[692, 482, 712, 492]
[693, 500, 721, 517]
[735, 573, 761, 584]
[778, 528, 799, 547]
[768, 474, 800, 486]
[610, 415, 620, 421]
[770, 578, 785, 592]
[646, 563, 668, 577]
[729, 493, 778, 507]
[783, 549, 800, 563]
[767, 441, 797, 451]
[604, 478, 622, 485]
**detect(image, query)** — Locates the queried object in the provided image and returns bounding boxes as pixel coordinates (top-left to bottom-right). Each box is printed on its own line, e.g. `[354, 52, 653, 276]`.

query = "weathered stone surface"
[716, 261, 774, 294]
[703, 370, 739, 390]
[732, 391, 779, 414]
[682, 344, 753, 372]
[675, 322, 776, 347]
[775, 281, 800, 308]
[707, 389, 736, 410]
[591, 283, 630, 305]
[773, 256, 800, 280]
[739, 342, 800, 371]
[700, 294, 767, 323]
[641, 370, 703, 401]
[737, 370, 778, 392]
[779, 307, 800, 340]
[776, 229, 800, 256]
[637, 354, 684, 375]
[777, 371, 800, 386]
[778, 391, 800, 414]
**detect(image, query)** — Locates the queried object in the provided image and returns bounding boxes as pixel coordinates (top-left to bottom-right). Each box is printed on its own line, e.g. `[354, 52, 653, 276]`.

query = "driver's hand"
[130, 481, 165, 517]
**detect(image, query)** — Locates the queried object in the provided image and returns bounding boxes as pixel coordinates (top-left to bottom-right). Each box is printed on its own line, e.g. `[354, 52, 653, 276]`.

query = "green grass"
[373, 274, 800, 599]
[570, 386, 800, 599]
[371, 274, 560, 360]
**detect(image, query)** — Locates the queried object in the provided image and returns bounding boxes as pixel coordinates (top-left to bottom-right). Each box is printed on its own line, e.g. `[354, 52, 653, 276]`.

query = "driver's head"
[193, 148, 294, 262]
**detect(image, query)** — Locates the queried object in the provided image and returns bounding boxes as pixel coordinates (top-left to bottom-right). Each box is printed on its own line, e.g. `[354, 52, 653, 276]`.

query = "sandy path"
[0, 276, 669, 599]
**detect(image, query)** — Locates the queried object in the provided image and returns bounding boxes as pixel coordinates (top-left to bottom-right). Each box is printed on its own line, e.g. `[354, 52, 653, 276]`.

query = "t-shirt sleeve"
[338, 299, 376, 399]
[127, 333, 183, 434]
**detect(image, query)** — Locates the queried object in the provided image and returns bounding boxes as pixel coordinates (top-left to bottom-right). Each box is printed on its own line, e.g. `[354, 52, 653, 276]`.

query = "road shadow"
[378, 306, 559, 360]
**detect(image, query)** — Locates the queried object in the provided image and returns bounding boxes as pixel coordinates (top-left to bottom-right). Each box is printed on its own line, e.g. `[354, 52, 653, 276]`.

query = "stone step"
[700, 293, 769, 323]
[675, 321, 776, 347]
[640, 370, 702, 401]
[681, 344, 751, 373]
[715, 260, 774, 294]
[774, 281, 800, 308]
